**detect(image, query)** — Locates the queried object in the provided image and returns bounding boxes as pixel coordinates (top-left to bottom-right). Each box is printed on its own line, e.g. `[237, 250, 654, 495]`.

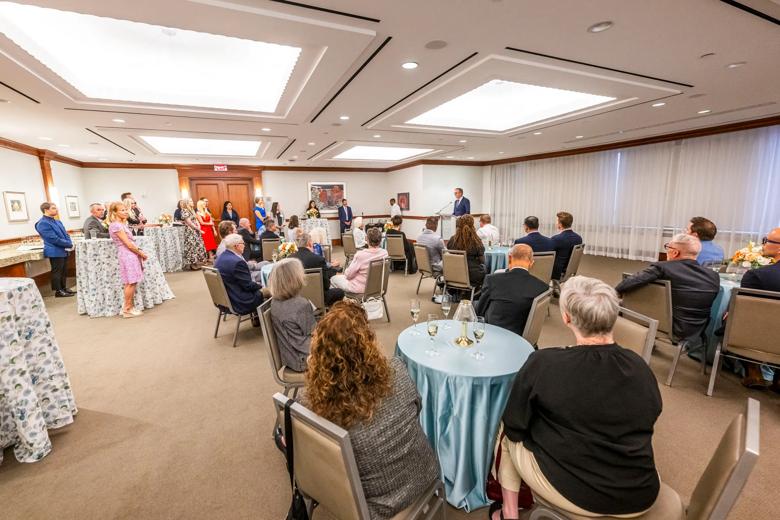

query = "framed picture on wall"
[3, 191, 29, 222]
[397, 192, 410, 211]
[65, 195, 80, 218]
[307, 182, 346, 214]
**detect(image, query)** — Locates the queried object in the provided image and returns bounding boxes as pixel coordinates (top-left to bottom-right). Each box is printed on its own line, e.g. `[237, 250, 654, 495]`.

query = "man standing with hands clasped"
[35, 202, 76, 297]
[338, 198, 353, 234]
[452, 187, 470, 216]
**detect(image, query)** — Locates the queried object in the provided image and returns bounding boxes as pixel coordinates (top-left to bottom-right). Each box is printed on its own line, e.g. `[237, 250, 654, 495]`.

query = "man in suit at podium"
[452, 187, 470, 216]
[338, 198, 353, 234]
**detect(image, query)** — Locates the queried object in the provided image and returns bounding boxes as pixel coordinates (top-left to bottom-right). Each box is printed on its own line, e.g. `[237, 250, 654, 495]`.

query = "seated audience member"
[286, 215, 301, 243]
[514, 216, 555, 253]
[259, 217, 281, 259]
[269, 258, 315, 373]
[616, 233, 719, 342]
[476, 214, 500, 244]
[237, 218, 262, 261]
[83, 203, 109, 238]
[738, 227, 780, 389]
[352, 216, 367, 248]
[330, 228, 388, 293]
[495, 276, 662, 520]
[216, 220, 237, 258]
[309, 227, 328, 256]
[304, 300, 440, 518]
[476, 244, 550, 337]
[551, 211, 583, 280]
[386, 215, 417, 273]
[292, 232, 345, 306]
[416, 216, 445, 273]
[687, 216, 724, 265]
[214, 234, 265, 319]
[447, 214, 486, 289]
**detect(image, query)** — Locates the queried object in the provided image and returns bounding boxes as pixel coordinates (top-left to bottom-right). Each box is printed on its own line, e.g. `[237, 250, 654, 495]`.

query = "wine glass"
[440, 294, 452, 329]
[272, 252, 279, 263]
[471, 317, 486, 360]
[410, 299, 421, 335]
[425, 314, 441, 357]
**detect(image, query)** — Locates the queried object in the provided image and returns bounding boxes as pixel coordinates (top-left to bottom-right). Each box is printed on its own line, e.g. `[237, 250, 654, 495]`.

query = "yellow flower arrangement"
[731, 241, 774, 270]
[277, 241, 298, 259]
[383, 220, 394, 232]
[158, 213, 173, 225]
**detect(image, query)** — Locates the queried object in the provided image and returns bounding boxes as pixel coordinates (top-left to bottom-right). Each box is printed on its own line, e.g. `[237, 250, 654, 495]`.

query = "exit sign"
[213, 164, 228, 172]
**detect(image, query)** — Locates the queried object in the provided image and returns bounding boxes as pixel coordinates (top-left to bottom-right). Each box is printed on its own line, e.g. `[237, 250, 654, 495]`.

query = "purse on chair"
[284, 401, 310, 520]
[486, 430, 534, 509]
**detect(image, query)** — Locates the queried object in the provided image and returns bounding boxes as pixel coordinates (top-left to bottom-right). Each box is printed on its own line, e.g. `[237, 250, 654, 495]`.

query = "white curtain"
[490, 125, 780, 261]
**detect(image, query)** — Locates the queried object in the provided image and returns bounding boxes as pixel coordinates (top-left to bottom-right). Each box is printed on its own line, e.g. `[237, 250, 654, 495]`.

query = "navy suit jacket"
[452, 197, 470, 216]
[35, 216, 72, 258]
[214, 250, 264, 315]
[741, 262, 780, 292]
[338, 205, 353, 232]
[514, 231, 555, 253]
[551, 229, 583, 280]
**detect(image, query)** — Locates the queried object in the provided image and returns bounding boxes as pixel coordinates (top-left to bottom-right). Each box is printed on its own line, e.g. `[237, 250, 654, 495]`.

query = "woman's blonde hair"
[268, 258, 305, 301]
[305, 300, 392, 429]
[196, 199, 209, 215]
[108, 201, 127, 222]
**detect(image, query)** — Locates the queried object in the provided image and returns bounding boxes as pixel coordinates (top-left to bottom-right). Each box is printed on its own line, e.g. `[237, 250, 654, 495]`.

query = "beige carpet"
[1, 253, 777, 520]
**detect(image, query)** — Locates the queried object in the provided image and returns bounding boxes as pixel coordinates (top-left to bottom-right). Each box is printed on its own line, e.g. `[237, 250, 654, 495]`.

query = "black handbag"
[284, 401, 310, 520]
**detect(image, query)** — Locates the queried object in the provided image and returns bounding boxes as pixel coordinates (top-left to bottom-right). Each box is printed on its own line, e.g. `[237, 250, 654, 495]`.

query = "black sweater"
[502, 344, 662, 515]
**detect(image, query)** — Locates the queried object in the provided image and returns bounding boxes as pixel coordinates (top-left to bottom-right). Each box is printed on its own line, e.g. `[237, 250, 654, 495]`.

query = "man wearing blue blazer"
[338, 198, 353, 234]
[452, 187, 470, 216]
[35, 202, 75, 297]
[551, 211, 583, 280]
[514, 216, 555, 252]
[214, 234, 265, 323]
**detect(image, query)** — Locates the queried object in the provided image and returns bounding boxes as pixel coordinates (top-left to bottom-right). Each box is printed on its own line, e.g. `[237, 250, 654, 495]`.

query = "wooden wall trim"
[0, 136, 39, 156]
[37, 151, 55, 201]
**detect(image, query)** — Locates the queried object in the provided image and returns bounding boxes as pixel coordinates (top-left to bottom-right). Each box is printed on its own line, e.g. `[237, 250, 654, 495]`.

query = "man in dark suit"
[237, 218, 262, 261]
[82, 203, 109, 239]
[452, 187, 470, 216]
[476, 244, 549, 338]
[338, 198, 353, 234]
[514, 216, 555, 252]
[214, 234, 265, 322]
[291, 232, 345, 306]
[35, 202, 75, 297]
[551, 211, 583, 280]
[616, 234, 719, 342]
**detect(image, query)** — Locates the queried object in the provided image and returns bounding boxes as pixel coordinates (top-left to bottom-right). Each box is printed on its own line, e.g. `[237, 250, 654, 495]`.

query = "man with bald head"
[476, 244, 550, 337]
[616, 233, 719, 341]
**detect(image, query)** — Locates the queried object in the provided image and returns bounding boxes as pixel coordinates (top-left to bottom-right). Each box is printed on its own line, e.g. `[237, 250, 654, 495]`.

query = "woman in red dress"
[196, 199, 217, 261]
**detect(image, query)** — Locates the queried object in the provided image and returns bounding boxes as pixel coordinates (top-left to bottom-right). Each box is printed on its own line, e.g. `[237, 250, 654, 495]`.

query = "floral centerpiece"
[305, 208, 319, 219]
[383, 220, 394, 232]
[277, 241, 298, 259]
[158, 213, 173, 225]
[731, 241, 774, 269]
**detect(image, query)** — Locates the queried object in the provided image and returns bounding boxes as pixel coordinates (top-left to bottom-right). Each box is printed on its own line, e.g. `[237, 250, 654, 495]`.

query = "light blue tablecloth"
[484, 246, 509, 274]
[703, 275, 740, 362]
[260, 263, 273, 287]
[396, 320, 534, 511]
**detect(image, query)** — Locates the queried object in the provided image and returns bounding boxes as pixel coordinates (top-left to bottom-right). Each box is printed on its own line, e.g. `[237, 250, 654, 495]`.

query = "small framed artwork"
[308, 182, 346, 214]
[3, 191, 29, 222]
[65, 195, 80, 218]
[397, 192, 410, 211]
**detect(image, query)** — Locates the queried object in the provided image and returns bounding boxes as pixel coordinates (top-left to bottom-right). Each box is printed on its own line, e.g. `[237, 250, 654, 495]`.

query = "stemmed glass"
[425, 314, 441, 357]
[410, 299, 421, 335]
[440, 294, 452, 329]
[470, 317, 486, 360]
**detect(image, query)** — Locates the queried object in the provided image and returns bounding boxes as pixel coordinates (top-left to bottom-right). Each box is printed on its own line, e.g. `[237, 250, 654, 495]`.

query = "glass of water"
[425, 314, 440, 356]
[471, 317, 486, 360]
[410, 299, 421, 335]
[441, 294, 452, 329]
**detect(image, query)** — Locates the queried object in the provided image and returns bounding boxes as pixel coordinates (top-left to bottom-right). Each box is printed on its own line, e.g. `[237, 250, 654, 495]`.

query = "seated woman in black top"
[494, 275, 662, 519]
[385, 215, 417, 274]
[446, 214, 485, 288]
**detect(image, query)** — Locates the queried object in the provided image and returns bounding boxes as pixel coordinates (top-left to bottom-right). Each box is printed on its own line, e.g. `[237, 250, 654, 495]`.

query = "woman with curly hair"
[304, 300, 440, 518]
[447, 214, 486, 288]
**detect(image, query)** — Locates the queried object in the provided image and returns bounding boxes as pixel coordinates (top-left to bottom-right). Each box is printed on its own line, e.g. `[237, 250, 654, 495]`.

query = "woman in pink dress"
[108, 201, 148, 318]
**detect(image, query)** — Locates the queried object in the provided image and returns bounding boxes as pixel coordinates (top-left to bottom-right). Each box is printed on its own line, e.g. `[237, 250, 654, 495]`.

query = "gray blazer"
[83, 215, 109, 238]
[270, 296, 316, 372]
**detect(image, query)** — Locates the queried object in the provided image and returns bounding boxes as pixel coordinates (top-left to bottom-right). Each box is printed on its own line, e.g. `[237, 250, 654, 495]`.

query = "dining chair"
[345, 258, 391, 322]
[262, 238, 280, 262]
[202, 267, 255, 348]
[385, 235, 409, 274]
[521, 288, 553, 347]
[301, 268, 326, 317]
[529, 251, 556, 285]
[442, 250, 475, 300]
[259, 299, 305, 398]
[413, 244, 438, 296]
[612, 307, 659, 365]
[561, 244, 585, 283]
[321, 244, 332, 264]
[342, 233, 357, 267]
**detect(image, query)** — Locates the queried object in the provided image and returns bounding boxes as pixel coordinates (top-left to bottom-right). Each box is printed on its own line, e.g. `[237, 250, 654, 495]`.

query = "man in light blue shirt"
[416, 216, 445, 273]
[687, 216, 724, 266]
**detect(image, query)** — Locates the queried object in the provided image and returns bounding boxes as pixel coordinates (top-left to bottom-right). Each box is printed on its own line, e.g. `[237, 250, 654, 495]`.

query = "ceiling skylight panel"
[333, 146, 434, 161]
[140, 136, 261, 156]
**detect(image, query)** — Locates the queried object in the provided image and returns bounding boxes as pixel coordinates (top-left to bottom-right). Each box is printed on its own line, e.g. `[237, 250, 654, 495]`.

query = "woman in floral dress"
[196, 199, 217, 261]
[180, 199, 207, 270]
[108, 201, 148, 318]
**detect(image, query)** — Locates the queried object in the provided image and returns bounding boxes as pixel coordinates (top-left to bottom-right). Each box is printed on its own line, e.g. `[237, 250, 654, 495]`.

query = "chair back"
[722, 288, 780, 364]
[202, 267, 236, 314]
[612, 307, 658, 364]
[414, 244, 434, 276]
[687, 398, 760, 520]
[443, 250, 471, 288]
[342, 233, 357, 258]
[529, 251, 556, 284]
[272, 393, 370, 520]
[258, 299, 285, 386]
[522, 289, 553, 346]
[262, 238, 280, 261]
[302, 268, 326, 314]
[620, 274, 674, 339]
[364, 258, 390, 299]
[321, 244, 332, 263]
[561, 243, 585, 282]
[385, 235, 406, 260]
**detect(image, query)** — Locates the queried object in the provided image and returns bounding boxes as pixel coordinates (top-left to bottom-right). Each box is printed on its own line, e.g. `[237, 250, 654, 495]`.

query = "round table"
[301, 218, 331, 245]
[260, 263, 274, 287]
[396, 320, 534, 511]
[484, 246, 510, 274]
[144, 226, 184, 272]
[0, 278, 77, 465]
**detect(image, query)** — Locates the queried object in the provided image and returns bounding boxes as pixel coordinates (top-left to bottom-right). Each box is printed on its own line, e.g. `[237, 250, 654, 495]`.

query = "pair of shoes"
[487, 503, 518, 520]
[64, 288, 77, 295]
[273, 426, 286, 454]
[741, 364, 769, 389]
[122, 309, 143, 318]
[55, 290, 74, 298]
[251, 314, 261, 327]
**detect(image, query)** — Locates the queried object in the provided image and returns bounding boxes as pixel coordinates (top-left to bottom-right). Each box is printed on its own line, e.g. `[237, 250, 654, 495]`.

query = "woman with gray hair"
[269, 257, 316, 372]
[492, 276, 662, 520]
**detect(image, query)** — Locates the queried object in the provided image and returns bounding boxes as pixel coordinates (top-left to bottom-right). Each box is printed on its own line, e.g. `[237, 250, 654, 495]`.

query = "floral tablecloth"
[0, 278, 77, 465]
[144, 226, 184, 273]
[75, 237, 175, 318]
[302, 218, 331, 245]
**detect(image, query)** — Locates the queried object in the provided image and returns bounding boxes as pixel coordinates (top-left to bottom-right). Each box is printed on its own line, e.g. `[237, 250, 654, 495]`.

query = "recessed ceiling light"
[498, 151, 505, 154]
[697, 109, 711, 114]
[726, 61, 746, 69]
[57, 144, 70, 148]
[575, 135, 584, 139]
[587, 21, 613, 33]
[533, 131, 542, 135]
[164, 122, 173, 126]
[459, 139, 467, 143]
[112, 118, 125, 123]
[292, 155, 298, 159]
[0, 2, 301, 112]
[261, 127, 271, 132]
[0, 99, 9, 103]
[307, 142, 315, 146]
[651, 102, 666, 107]
[406, 79, 615, 132]
[467, 156, 474, 159]
[139, 135, 261, 156]
[333, 145, 434, 161]
[372, 134, 381, 138]
[445, 155, 454, 159]
[339, 115, 350, 120]
[401, 62, 418, 70]
[38, 136, 53, 141]
[424, 40, 447, 50]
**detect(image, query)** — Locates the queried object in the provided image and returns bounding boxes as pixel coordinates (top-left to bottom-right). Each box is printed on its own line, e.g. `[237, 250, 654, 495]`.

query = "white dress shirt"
[477, 224, 500, 243]
[390, 204, 402, 217]
[353, 226, 367, 248]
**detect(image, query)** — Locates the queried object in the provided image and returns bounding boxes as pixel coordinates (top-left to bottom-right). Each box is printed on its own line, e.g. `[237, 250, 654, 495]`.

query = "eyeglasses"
[663, 243, 680, 251]
[762, 237, 780, 245]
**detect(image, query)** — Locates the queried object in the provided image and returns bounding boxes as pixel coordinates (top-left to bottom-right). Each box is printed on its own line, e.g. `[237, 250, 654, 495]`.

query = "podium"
[437, 213, 454, 239]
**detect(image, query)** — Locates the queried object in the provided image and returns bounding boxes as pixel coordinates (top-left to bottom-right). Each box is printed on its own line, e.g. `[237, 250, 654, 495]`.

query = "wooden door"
[190, 178, 255, 234]
[225, 182, 252, 227]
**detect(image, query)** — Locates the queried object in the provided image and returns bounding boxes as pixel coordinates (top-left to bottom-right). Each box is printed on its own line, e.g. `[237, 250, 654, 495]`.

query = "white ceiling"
[0, 0, 778, 167]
